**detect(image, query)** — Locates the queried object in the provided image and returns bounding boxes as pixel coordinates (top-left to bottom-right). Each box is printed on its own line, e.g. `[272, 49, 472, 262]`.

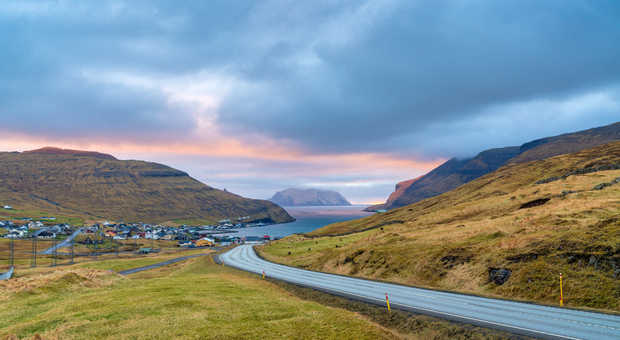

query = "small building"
[37, 231, 56, 239]
[3, 205, 12, 210]
[138, 248, 158, 254]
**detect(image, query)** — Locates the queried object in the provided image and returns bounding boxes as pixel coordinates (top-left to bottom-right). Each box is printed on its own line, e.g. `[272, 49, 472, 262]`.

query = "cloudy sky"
[1, 1, 619, 204]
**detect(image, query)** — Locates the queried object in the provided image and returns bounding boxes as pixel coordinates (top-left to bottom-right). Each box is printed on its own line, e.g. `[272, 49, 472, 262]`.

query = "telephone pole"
[31, 237, 37, 267]
[51, 238, 57, 267]
[70, 239, 74, 264]
[9, 237, 14, 267]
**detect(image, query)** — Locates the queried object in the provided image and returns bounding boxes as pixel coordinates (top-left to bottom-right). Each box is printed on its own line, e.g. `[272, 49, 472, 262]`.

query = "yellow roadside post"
[385, 293, 391, 312]
[559, 273, 564, 306]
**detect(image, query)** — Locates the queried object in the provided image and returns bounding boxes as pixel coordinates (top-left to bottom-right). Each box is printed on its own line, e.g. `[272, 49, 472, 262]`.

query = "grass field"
[259, 142, 620, 312]
[0, 253, 397, 340]
[0, 249, 521, 340]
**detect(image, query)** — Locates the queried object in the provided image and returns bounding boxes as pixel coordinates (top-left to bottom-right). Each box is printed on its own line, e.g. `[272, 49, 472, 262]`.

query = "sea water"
[217, 205, 372, 238]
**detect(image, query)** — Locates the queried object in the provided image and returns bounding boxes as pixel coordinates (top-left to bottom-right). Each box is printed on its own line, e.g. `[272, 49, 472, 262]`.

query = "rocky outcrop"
[488, 268, 511, 285]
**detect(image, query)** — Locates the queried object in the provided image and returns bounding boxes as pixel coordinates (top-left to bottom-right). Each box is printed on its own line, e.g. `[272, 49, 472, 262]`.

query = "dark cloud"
[0, 0, 619, 202]
[216, 1, 620, 156]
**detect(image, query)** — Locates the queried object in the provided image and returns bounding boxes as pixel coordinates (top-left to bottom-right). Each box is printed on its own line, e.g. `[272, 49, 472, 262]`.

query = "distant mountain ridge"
[0, 147, 294, 224]
[369, 121, 620, 211]
[271, 188, 351, 206]
[24, 146, 118, 160]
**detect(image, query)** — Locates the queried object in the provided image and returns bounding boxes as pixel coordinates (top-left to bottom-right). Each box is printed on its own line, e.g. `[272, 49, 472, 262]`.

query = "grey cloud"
[1, 0, 619, 157]
[217, 1, 620, 156]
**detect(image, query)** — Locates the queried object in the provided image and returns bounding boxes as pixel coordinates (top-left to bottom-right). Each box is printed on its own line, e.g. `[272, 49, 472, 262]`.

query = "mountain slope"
[260, 141, 620, 311]
[270, 188, 351, 206]
[0, 147, 293, 224]
[372, 121, 620, 211]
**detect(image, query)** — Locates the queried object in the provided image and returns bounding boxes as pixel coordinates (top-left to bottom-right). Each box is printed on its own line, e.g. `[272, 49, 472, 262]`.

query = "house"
[37, 230, 56, 239]
[6, 229, 26, 238]
[243, 236, 270, 244]
[3, 205, 12, 210]
[28, 221, 44, 229]
[195, 238, 214, 247]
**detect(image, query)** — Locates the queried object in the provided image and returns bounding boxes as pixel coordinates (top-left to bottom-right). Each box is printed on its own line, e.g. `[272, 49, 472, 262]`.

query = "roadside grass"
[259, 143, 620, 311]
[0, 256, 396, 340]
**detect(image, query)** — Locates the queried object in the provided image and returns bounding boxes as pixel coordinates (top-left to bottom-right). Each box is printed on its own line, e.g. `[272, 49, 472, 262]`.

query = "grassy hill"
[0, 147, 293, 224]
[259, 141, 620, 311]
[371, 121, 620, 211]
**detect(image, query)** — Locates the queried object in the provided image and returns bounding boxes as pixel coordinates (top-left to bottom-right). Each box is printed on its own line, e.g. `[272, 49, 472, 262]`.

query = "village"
[0, 214, 277, 248]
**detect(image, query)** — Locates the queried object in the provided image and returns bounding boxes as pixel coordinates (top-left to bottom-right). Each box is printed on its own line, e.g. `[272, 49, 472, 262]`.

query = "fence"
[0, 238, 76, 270]
[1, 235, 194, 272]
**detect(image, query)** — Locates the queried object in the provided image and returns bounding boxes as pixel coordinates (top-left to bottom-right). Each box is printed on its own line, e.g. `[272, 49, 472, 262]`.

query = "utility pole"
[31, 237, 37, 267]
[94, 235, 98, 257]
[9, 237, 14, 267]
[52, 238, 57, 267]
[70, 239, 74, 264]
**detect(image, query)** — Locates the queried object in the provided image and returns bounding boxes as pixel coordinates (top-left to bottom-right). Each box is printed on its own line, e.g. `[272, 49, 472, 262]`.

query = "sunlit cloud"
[1, 0, 619, 203]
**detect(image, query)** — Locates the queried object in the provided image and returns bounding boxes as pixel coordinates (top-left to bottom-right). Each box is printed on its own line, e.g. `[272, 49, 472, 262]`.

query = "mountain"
[0, 147, 293, 224]
[270, 188, 351, 206]
[369, 121, 620, 211]
[259, 141, 620, 310]
[364, 177, 422, 211]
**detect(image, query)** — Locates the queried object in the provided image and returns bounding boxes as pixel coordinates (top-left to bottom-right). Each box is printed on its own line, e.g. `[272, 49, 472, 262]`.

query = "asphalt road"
[41, 228, 83, 255]
[0, 267, 14, 280]
[118, 253, 210, 275]
[220, 245, 620, 340]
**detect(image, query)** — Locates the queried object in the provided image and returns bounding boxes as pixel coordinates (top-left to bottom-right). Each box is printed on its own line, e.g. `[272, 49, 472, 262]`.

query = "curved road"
[220, 245, 620, 340]
[118, 253, 210, 275]
[41, 228, 83, 255]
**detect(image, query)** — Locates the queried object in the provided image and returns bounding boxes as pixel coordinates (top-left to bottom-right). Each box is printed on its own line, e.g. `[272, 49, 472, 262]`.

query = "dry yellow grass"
[260, 142, 620, 311]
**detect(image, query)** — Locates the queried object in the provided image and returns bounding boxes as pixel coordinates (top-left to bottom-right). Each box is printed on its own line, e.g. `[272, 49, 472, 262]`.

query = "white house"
[3, 205, 12, 210]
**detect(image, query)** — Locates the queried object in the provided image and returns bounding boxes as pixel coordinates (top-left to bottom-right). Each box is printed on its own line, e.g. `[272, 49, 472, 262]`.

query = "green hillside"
[0, 147, 293, 224]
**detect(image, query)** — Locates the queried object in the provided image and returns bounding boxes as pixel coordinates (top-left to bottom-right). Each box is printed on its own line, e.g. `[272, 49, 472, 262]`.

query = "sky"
[1, 1, 619, 204]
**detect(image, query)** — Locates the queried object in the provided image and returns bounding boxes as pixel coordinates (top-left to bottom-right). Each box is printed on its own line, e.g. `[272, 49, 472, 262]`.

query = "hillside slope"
[372, 121, 620, 211]
[0, 147, 293, 224]
[260, 141, 620, 311]
[270, 188, 351, 206]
